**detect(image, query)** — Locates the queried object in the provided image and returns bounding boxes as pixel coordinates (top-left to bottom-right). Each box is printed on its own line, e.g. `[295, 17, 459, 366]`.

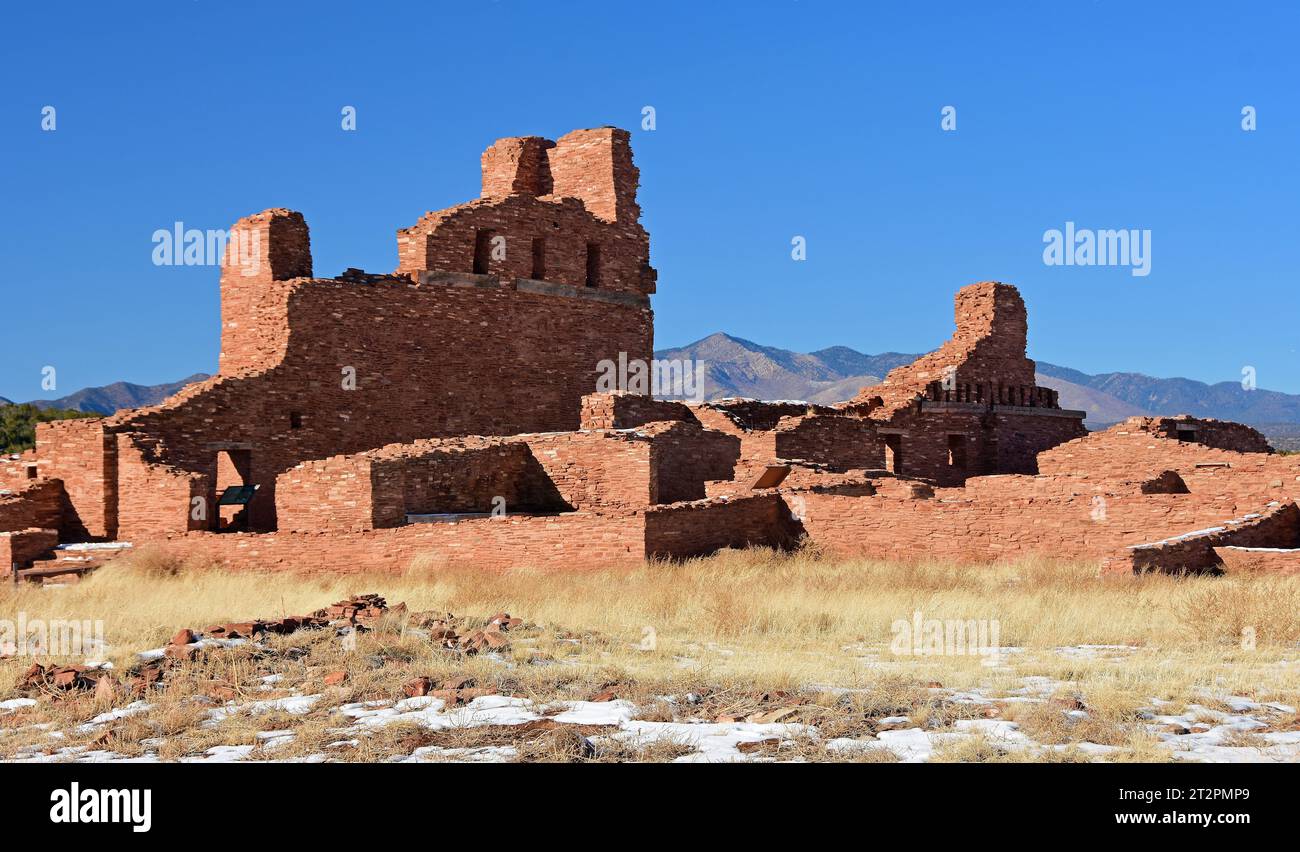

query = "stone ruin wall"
[31, 128, 656, 541]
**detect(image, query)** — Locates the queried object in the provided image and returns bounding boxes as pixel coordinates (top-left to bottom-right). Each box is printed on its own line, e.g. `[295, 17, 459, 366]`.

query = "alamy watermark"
[595, 353, 707, 403]
[0, 612, 106, 658]
[890, 610, 1001, 656]
[152, 222, 261, 276]
[1043, 222, 1150, 278]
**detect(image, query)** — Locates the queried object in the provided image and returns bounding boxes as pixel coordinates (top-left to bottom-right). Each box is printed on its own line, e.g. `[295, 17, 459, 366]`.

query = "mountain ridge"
[2, 374, 211, 415]
[655, 333, 1300, 427]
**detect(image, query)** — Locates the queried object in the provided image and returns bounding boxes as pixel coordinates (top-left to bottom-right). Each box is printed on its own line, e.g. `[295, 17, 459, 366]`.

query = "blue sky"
[2, 1, 1297, 401]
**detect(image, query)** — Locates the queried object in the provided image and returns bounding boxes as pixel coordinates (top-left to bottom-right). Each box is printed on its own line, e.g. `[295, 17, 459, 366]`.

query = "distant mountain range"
[3, 341, 1300, 450]
[655, 333, 1300, 442]
[0, 374, 210, 415]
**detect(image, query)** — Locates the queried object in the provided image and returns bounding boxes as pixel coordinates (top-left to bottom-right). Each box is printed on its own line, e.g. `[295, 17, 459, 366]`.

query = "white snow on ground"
[613, 719, 808, 762]
[75, 701, 151, 734]
[4, 677, 1297, 763]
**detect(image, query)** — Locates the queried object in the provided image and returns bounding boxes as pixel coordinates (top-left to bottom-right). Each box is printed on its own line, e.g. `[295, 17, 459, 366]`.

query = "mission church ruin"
[3, 127, 1299, 580]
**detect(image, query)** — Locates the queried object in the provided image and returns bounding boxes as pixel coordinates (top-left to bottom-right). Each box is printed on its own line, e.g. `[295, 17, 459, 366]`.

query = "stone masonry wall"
[579, 392, 697, 430]
[34, 419, 115, 540]
[644, 494, 801, 559]
[100, 271, 651, 533]
[793, 475, 1271, 567]
[0, 529, 60, 574]
[114, 433, 209, 540]
[0, 479, 64, 534]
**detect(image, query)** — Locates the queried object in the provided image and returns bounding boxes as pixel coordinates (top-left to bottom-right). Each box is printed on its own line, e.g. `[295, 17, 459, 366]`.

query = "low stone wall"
[0, 528, 59, 574]
[147, 511, 646, 573]
[792, 477, 1267, 567]
[1106, 501, 1300, 576]
[0, 480, 64, 535]
[579, 392, 697, 430]
[1214, 545, 1300, 575]
[645, 494, 800, 559]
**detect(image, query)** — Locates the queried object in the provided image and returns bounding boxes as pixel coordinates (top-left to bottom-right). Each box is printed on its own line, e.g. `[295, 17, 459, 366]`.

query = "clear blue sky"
[2, 1, 1297, 402]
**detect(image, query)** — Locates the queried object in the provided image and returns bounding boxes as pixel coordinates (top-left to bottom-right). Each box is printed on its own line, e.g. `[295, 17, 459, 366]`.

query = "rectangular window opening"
[948, 434, 967, 468]
[884, 434, 903, 475]
[585, 242, 601, 288]
[531, 237, 546, 280]
[473, 229, 494, 275]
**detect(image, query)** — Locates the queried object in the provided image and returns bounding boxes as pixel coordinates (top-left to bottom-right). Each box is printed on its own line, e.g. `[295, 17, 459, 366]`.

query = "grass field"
[1, 545, 1297, 763]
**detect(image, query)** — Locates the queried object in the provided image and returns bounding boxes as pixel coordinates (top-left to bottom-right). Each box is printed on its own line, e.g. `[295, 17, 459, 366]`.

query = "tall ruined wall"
[400, 128, 654, 296]
[103, 274, 652, 532]
[218, 209, 312, 376]
[849, 282, 1051, 415]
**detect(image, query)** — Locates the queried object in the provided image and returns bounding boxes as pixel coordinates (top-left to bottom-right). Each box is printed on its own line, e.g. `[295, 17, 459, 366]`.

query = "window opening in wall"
[884, 434, 903, 474]
[473, 229, 494, 274]
[289, 412, 303, 429]
[948, 434, 967, 469]
[531, 237, 546, 280]
[585, 242, 601, 288]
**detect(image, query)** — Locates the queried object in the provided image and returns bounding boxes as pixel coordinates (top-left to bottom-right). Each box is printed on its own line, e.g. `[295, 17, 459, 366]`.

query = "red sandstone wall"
[218, 209, 312, 376]
[1115, 502, 1300, 575]
[114, 434, 209, 540]
[101, 274, 652, 533]
[397, 195, 653, 295]
[145, 511, 646, 573]
[641, 421, 740, 504]
[276, 453, 381, 533]
[774, 413, 885, 472]
[644, 495, 800, 559]
[1039, 424, 1300, 505]
[0, 528, 59, 574]
[521, 431, 654, 510]
[0, 480, 64, 534]
[0, 451, 38, 491]
[852, 283, 1041, 414]
[34, 419, 115, 540]
[793, 477, 1273, 567]
[580, 393, 697, 430]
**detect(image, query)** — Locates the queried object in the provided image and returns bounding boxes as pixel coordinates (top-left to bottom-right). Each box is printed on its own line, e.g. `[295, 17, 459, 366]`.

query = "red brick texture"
[139, 493, 792, 574]
[0, 528, 60, 574]
[579, 392, 697, 430]
[1214, 544, 1300, 575]
[34, 419, 116, 540]
[0, 480, 64, 534]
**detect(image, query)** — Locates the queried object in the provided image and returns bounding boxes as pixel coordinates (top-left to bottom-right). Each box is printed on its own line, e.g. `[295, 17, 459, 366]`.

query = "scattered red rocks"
[21, 663, 104, 694]
[408, 610, 524, 655]
[323, 671, 348, 686]
[401, 675, 492, 705]
[736, 737, 782, 754]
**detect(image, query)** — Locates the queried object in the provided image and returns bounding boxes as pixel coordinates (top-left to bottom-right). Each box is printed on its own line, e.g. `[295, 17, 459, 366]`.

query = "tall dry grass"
[2, 544, 1297, 706]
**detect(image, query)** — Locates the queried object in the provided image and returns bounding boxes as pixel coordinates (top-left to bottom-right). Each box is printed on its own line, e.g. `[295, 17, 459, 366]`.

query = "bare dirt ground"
[2, 546, 1297, 763]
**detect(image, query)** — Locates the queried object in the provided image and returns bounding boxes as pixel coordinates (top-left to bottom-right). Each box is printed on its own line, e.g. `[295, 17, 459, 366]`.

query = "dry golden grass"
[1, 544, 1296, 762]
